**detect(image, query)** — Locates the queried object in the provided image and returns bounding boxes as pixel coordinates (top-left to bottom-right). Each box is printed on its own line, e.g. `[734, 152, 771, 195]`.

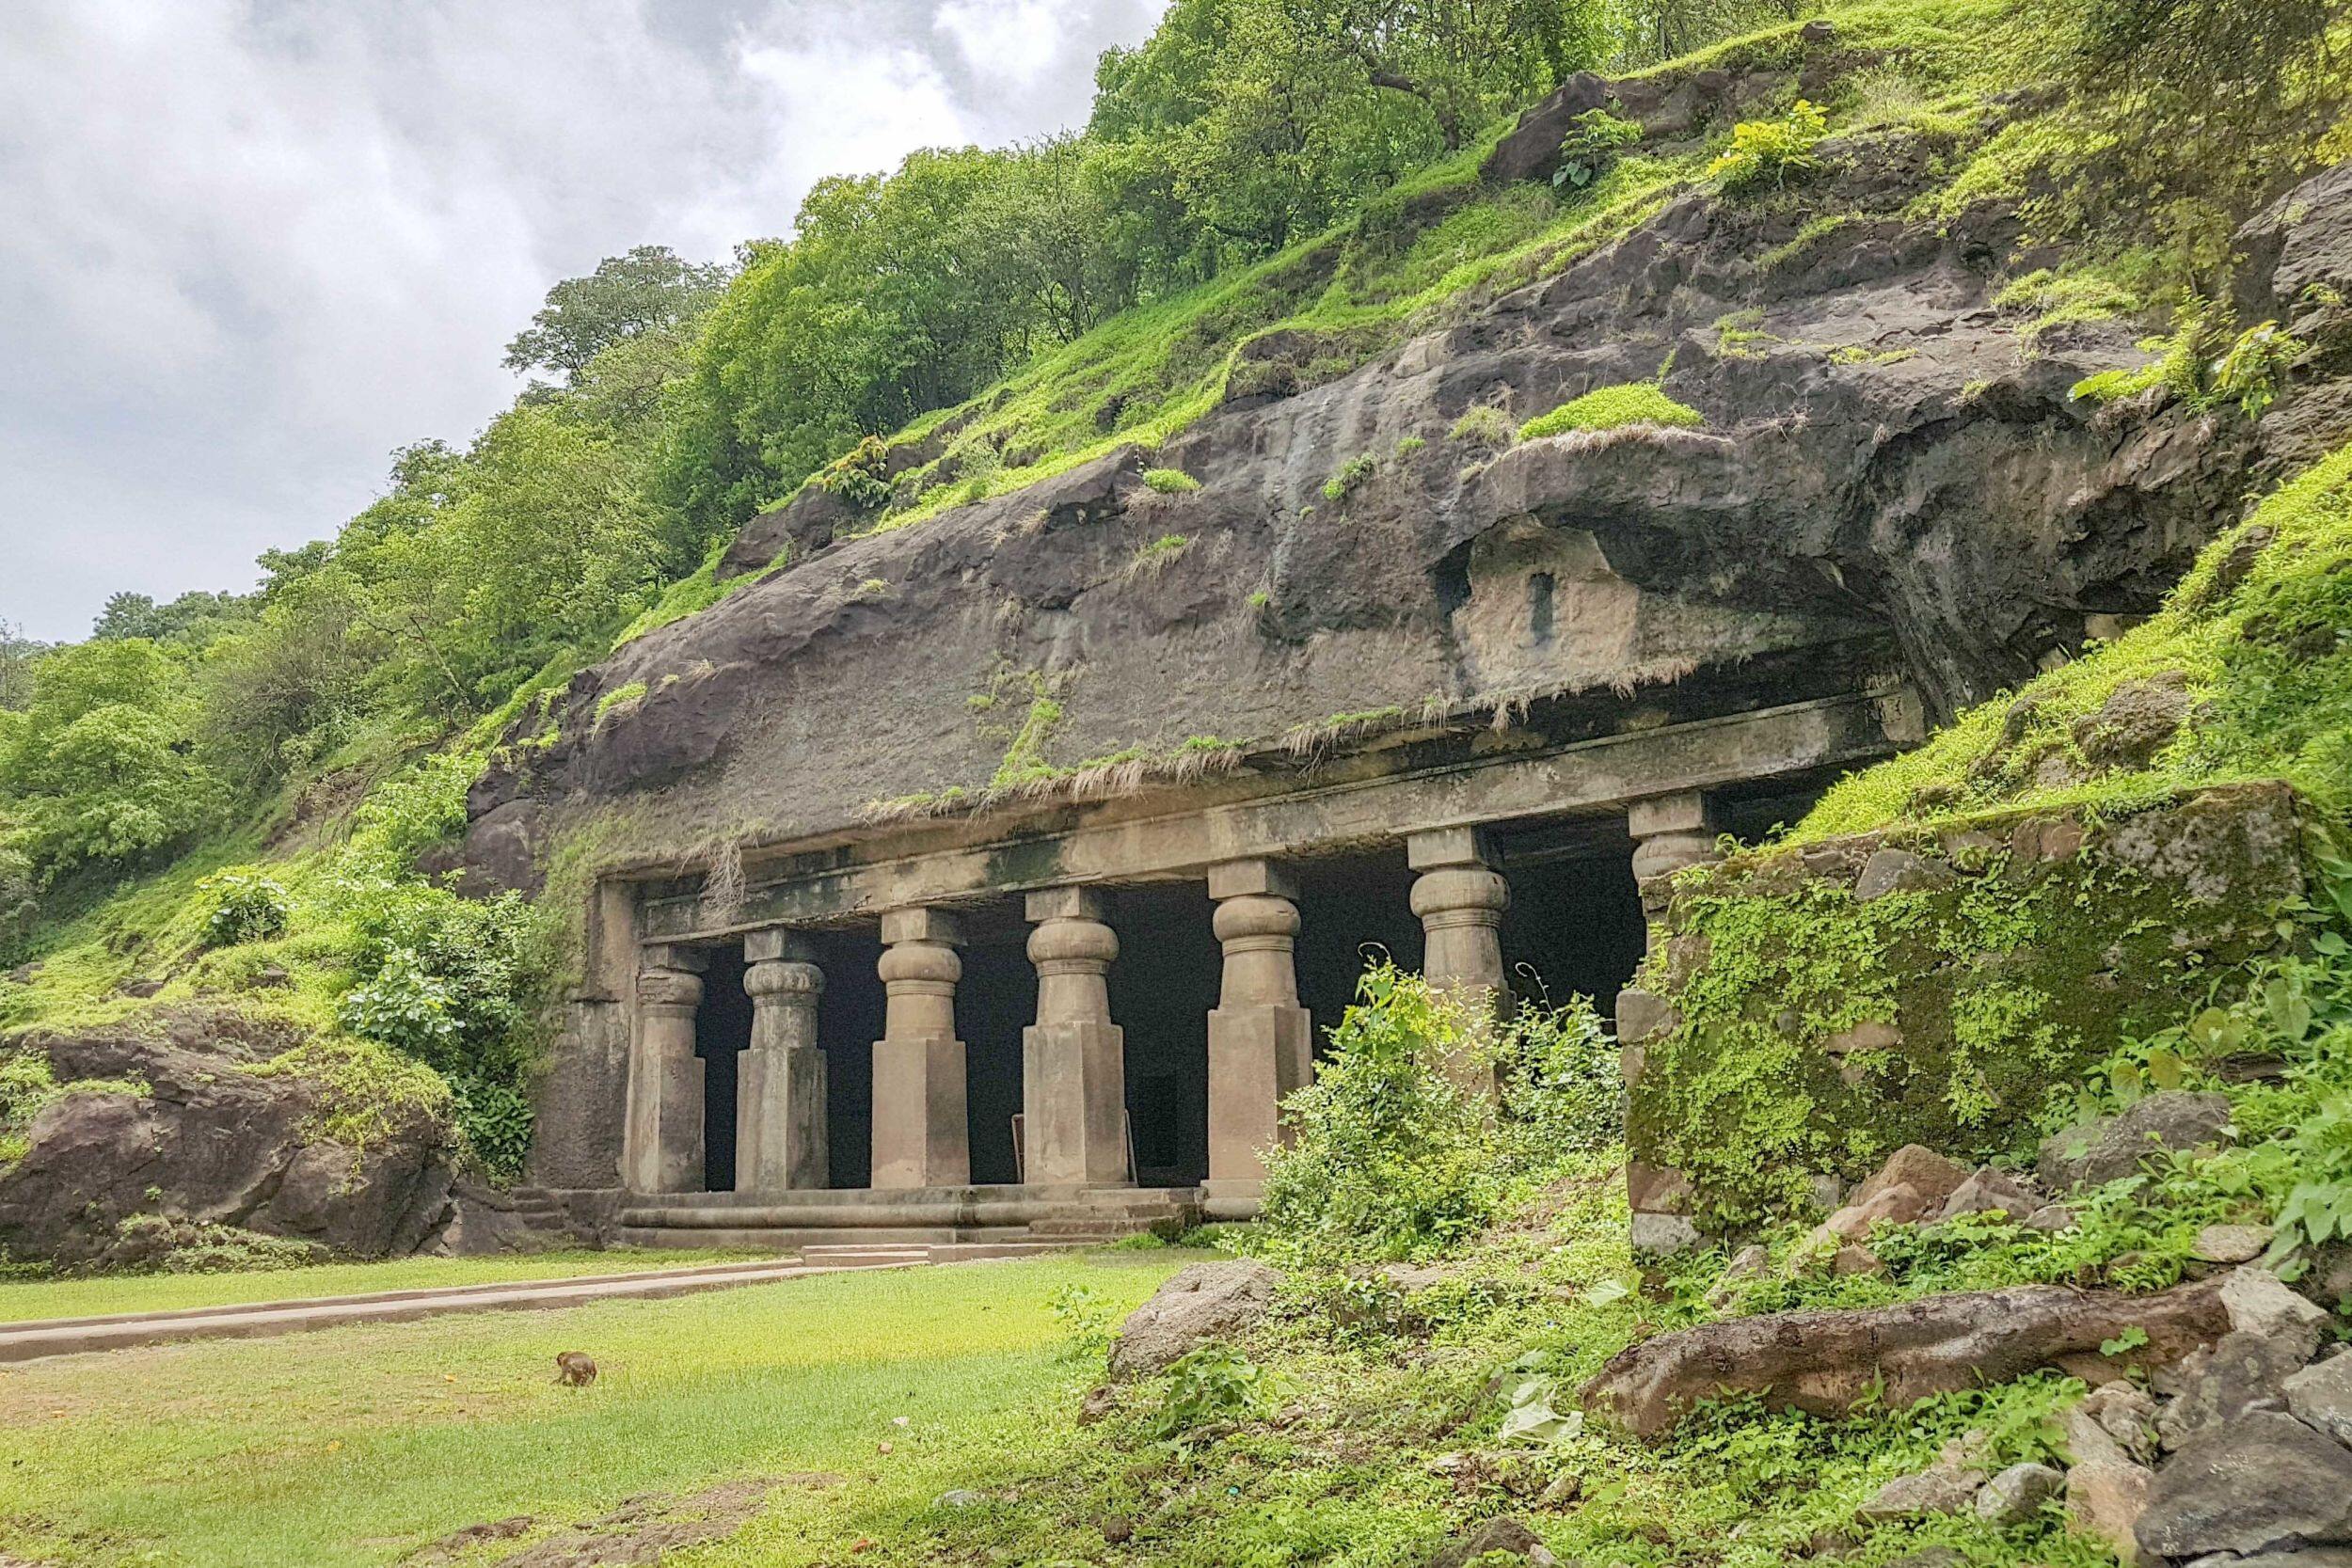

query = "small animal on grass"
[554, 1351, 598, 1387]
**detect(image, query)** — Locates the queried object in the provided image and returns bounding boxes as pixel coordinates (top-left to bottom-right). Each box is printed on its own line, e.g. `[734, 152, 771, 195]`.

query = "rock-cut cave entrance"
[1105, 880, 1221, 1187]
[692, 944, 751, 1192]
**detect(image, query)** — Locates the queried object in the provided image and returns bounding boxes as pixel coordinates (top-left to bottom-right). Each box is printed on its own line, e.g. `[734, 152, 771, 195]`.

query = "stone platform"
[613, 1182, 1202, 1250]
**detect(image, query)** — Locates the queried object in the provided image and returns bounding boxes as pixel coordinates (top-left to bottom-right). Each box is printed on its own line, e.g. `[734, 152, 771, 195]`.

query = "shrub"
[1142, 467, 1201, 495]
[1555, 107, 1643, 190]
[1708, 99, 1830, 194]
[1152, 1342, 1270, 1437]
[450, 1074, 534, 1180]
[817, 435, 894, 510]
[1322, 453, 1376, 501]
[198, 869, 291, 947]
[1259, 963, 1613, 1266]
[1518, 384, 1703, 440]
[1448, 404, 1516, 447]
[1126, 533, 1192, 578]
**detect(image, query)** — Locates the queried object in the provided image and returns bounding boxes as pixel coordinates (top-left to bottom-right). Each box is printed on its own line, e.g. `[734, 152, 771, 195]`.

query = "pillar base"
[738, 1045, 827, 1193]
[644, 1053, 706, 1195]
[871, 1035, 971, 1189]
[1207, 1003, 1312, 1185]
[1023, 1019, 1131, 1186]
[1200, 1178, 1266, 1221]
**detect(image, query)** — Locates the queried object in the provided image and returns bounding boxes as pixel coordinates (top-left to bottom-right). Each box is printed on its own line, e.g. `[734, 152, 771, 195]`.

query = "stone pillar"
[1021, 889, 1129, 1187]
[737, 929, 827, 1194]
[1628, 789, 1723, 949]
[870, 908, 971, 1190]
[624, 944, 707, 1195]
[1203, 859, 1313, 1215]
[1621, 789, 1721, 1254]
[1406, 828, 1511, 1096]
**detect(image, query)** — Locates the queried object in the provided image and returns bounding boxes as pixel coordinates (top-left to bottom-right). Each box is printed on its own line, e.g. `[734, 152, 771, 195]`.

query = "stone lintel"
[1405, 826, 1494, 872]
[1025, 886, 1111, 924]
[880, 907, 963, 947]
[638, 689, 1915, 941]
[1627, 789, 1718, 842]
[1206, 858, 1299, 902]
[743, 927, 817, 964]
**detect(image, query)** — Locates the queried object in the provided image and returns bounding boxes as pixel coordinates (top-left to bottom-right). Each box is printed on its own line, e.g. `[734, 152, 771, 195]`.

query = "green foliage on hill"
[1518, 382, 1705, 439]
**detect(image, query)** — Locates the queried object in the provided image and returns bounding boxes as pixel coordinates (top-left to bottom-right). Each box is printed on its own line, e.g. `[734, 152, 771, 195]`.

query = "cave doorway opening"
[693, 944, 752, 1193]
[1487, 816, 1648, 1027]
[804, 924, 882, 1191]
[956, 898, 1032, 1186]
[1104, 880, 1220, 1187]
[1292, 847, 1424, 1062]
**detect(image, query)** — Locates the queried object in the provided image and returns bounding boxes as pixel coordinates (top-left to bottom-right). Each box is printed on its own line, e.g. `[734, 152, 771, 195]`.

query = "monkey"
[554, 1351, 598, 1387]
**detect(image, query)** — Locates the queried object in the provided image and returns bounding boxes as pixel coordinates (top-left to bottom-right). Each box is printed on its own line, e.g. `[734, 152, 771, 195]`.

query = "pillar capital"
[1407, 864, 1510, 924]
[743, 927, 818, 965]
[744, 954, 823, 1002]
[1024, 886, 1110, 925]
[1207, 858, 1299, 903]
[635, 964, 705, 1012]
[1027, 913, 1119, 974]
[880, 906, 962, 947]
[1405, 825, 1496, 873]
[1629, 789, 1724, 886]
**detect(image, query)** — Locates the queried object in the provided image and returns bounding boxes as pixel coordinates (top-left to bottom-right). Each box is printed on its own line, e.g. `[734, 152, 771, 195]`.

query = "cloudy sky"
[0, 0, 1166, 642]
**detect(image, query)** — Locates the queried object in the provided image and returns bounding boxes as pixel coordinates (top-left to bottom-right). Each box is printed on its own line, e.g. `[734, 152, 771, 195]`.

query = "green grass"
[0, 1248, 777, 1324]
[0, 1250, 1193, 1568]
[1518, 382, 1704, 440]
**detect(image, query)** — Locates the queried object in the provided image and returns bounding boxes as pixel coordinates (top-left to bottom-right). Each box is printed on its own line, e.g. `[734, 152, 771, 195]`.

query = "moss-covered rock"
[1626, 783, 2312, 1230]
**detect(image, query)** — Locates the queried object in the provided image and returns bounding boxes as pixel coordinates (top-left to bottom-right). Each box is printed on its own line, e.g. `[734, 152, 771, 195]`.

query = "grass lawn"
[0, 1248, 780, 1324]
[0, 1249, 1194, 1567]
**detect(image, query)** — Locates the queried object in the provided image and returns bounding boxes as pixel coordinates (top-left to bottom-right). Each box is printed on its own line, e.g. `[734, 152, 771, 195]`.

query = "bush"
[198, 869, 291, 947]
[1142, 467, 1201, 495]
[451, 1074, 534, 1180]
[1708, 99, 1830, 194]
[1518, 383, 1703, 440]
[1322, 453, 1377, 501]
[1259, 964, 1613, 1266]
[1152, 1342, 1270, 1437]
[1448, 404, 1517, 447]
[1555, 108, 1643, 190]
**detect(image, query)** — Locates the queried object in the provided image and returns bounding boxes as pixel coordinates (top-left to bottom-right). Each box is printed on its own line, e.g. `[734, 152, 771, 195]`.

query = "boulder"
[2223, 1267, 2329, 1352]
[1427, 1516, 1555, 1568]
[2137, 1410, 2352, 1558]
[1976, 1462, 2065, 1527]
[1581, 1278, 2228, 1439]
[1852, 849, 1957, 903]
[2037, 1091, 2232, 1191]
[2195, 1223, 2275, 1263]
[0, 1013, 456, 1267]
[2071, 1382, 2160, 1465]
[2285, 1354, 2352, 1446]
[2155, 1329, 2319, 1449]
[1109, 1261, 1283, 1380]
[1859, 1465, 1982, 1521]
[1853, 1146, 1970, 1214]
[2068, 1459, 2154, 1565]
[1931, 1167, 2042, 1225]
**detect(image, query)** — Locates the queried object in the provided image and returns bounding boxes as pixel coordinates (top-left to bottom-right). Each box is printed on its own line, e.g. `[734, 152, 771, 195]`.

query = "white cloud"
[0, 0, 1167, 641]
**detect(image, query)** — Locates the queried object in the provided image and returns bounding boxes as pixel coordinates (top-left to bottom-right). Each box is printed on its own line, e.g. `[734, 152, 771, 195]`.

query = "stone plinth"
[1204, 860, 1312, 1213]
[624, 945, 707, 1195]
[1022, 889, 1130, 1187]
[738, 929, 827, 1194]
[871, 908, 971, 1190]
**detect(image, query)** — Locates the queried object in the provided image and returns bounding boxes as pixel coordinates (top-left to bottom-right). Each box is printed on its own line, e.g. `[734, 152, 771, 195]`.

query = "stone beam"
[641, 689, 1915, 942]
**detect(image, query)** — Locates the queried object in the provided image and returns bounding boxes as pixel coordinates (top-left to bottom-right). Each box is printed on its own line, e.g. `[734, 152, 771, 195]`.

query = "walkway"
[0, 1246, 1005, 1364]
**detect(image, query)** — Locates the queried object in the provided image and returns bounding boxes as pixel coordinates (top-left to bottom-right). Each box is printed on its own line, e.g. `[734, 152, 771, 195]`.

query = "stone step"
[616, 1224, 1025, 1250]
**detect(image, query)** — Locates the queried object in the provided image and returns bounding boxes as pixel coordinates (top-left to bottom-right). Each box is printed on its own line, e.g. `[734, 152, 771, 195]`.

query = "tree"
[0, 622, 42, 711]
[502, 245, 731, 385]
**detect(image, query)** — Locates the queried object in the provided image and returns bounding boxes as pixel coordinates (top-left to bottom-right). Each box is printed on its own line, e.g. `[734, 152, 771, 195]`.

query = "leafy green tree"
[502, 245, 730, 385]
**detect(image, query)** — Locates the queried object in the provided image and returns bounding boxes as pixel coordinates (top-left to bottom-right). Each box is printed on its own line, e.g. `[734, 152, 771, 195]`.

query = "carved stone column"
[1406, 828, 1511, 1097]
[1203, 860, 1312, 1215]
[737, 929, 827, 1194]
[624, 944, 707, 1195]
[1021, 889, 1128, 1187]
[870, 908, 970, 1190]
[1628, 790, 1722, 951]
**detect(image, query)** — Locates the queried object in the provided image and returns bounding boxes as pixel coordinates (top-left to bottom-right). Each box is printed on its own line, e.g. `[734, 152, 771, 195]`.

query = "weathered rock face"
[0, 1012, 459, 1268]
[461, 102, 2352, 887]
